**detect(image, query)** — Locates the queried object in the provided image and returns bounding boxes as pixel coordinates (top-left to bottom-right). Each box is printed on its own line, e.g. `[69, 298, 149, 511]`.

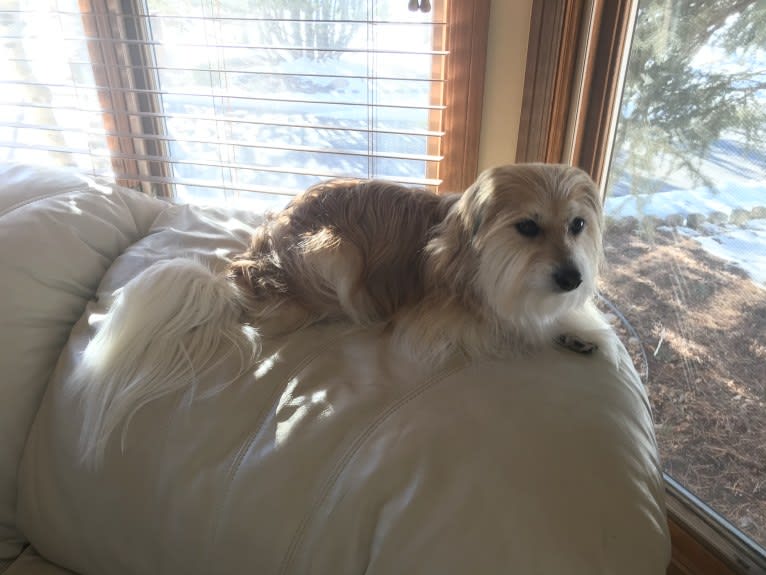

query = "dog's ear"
[471, 205, 484, 239]
[578, 174, 605, 232]
[566, 167, 601, 210]
[460, 174, 492, 242]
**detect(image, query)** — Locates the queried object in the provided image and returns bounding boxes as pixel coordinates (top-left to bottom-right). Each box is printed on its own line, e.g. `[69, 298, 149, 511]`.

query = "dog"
[72, 163, 618, 466]
[227, 163, 616, 363]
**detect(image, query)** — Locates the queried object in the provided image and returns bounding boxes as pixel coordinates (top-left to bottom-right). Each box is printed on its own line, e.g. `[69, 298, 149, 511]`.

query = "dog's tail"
[71, 259, 258, 468]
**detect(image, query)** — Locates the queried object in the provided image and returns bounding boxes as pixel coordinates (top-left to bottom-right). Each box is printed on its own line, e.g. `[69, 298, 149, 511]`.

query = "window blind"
[1, 0, 455, 209]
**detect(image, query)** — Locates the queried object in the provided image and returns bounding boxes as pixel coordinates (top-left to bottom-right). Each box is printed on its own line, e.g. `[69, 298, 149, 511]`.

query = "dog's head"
[456, 163, 604, 327]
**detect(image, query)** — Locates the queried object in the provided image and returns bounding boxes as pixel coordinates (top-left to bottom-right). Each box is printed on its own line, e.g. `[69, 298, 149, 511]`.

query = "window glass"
[145, 0, 444, 209]
[0, 1, 447, 204]
[602, 0, 766, 548]
[0, 1, 112, 176]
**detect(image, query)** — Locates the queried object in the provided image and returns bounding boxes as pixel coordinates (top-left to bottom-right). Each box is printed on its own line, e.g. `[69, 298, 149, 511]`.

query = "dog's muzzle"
[553, 263, 582, 292]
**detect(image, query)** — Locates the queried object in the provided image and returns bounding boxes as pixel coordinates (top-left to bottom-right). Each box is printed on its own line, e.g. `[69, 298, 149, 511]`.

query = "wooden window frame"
[439, 0, 490, 192]
[80, 0, 171, 196]
[515, 0, 586, 169]
[516, 0, 633, 189]
[517, 1, 766, 573]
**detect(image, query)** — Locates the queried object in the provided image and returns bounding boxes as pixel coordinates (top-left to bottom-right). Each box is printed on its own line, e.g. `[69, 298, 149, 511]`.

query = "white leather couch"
[0, 164, 671, 574]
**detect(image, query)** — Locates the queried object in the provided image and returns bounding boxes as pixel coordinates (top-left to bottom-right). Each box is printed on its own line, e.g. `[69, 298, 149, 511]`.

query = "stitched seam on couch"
[278, 356, 472, 575]
[204, 330, 350, 571]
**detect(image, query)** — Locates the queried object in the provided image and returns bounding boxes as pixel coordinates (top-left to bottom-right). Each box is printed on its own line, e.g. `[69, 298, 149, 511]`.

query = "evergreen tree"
[608, 0, 766, 195]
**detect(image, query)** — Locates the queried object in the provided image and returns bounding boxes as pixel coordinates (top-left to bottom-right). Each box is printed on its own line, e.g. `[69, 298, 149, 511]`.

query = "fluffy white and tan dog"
[73, 163, 618, 465]
[228, 162, 615, 362]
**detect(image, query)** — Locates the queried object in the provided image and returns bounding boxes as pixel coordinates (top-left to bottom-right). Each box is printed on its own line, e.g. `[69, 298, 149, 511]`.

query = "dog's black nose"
[553, 264, 582, 292]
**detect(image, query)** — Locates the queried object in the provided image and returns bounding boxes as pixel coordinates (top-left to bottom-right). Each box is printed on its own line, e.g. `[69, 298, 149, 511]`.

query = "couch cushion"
[0, 164, 168, 566]
[15, 173, 671, 574]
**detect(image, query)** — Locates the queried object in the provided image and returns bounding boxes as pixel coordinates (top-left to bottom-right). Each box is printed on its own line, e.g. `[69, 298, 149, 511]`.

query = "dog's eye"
[569, 217, 586, 235]
[515, 219, 540, 238]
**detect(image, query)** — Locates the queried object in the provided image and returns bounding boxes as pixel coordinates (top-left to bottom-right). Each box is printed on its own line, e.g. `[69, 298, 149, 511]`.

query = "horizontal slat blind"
[0, 0, 449, 208]
[0, 2, 115, 179]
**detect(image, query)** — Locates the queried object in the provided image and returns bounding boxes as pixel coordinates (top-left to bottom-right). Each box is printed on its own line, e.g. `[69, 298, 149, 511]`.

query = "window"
[602, 0, 766, 562]
[519, 0, 766, 572]
[0, 0, 488, 207]
[0, 2, 113, 176]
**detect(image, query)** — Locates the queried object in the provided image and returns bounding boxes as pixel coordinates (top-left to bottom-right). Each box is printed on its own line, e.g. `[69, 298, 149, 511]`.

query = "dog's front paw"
[555, 334, 598, 355]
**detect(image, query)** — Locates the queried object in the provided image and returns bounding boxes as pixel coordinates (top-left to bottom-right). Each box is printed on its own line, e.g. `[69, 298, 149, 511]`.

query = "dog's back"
[230, 179, 458, 326]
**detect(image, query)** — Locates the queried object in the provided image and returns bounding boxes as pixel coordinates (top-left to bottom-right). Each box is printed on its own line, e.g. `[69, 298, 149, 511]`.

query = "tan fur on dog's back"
[229, 179, 458, 328]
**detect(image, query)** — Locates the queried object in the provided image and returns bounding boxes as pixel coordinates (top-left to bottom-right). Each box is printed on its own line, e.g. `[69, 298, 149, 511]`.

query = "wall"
[477, 0, 534, 171]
